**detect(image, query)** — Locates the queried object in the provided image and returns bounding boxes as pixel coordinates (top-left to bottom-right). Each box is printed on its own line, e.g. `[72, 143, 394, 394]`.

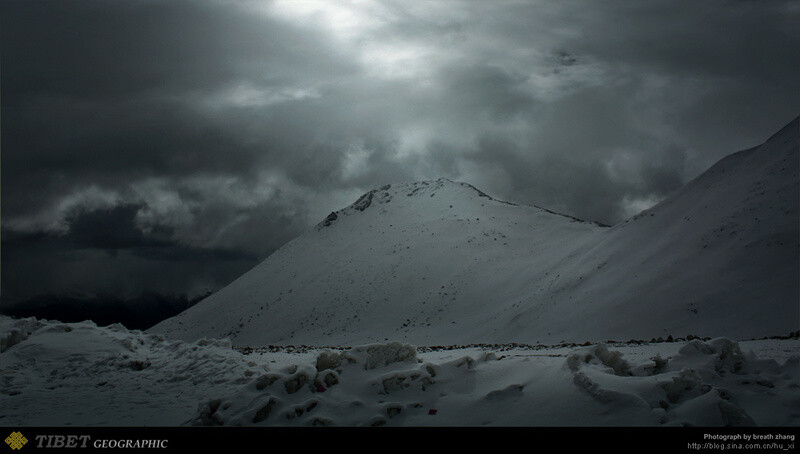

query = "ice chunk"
[566, 343, 631, 375]
[316, 342, 417, 371]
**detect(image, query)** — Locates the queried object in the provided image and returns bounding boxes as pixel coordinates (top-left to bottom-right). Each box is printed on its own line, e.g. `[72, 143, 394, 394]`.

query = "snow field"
[2, 317, 797, 427]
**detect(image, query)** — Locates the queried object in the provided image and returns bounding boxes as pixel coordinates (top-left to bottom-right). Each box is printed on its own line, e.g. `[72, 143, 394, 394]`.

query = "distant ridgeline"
[0, 291, 212, 330]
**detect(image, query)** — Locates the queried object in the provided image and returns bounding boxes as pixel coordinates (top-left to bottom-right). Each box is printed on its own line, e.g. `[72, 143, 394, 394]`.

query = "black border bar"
[2, 427, 799, 452]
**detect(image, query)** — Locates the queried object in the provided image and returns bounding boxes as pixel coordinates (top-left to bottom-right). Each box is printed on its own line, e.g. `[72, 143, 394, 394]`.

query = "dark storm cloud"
[2, 0, 356, 216]
[65, 204, 170, 250]
[2, 0, 798, 313]
[2, 0, 352, 99]
[561, 0, 799, 82]
[549, 0, 800, 166]
[0, 204, 259, 303]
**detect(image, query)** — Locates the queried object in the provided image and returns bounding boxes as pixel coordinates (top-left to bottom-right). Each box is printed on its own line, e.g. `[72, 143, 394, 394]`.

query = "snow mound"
[316, 341, 418, 371]
[0, 317, 268, 425]
[566, 338, 799, 427]
[186, 342, 484, 426]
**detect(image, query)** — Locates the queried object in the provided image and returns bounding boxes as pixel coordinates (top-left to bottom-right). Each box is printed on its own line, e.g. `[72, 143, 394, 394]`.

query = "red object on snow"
[428, 409, 438, 415]
[316, 384, 326, 392]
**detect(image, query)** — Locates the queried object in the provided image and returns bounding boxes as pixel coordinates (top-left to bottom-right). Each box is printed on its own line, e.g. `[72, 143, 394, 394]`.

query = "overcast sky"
[2, 0, 799, 305]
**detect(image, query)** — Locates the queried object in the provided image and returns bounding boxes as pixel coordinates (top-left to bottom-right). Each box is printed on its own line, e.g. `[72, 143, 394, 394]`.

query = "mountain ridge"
[317, 177, 610, 231]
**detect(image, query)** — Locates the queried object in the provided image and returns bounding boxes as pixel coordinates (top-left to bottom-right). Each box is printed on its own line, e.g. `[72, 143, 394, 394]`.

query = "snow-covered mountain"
[150, 117, 799, 346]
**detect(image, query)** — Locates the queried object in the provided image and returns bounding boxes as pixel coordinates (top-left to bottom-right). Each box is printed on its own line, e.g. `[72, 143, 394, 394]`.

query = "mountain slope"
[150, 117, 799, 346]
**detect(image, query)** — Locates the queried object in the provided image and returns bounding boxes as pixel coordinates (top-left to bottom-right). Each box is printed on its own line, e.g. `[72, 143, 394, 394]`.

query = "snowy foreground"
[2, 317, 798, 427]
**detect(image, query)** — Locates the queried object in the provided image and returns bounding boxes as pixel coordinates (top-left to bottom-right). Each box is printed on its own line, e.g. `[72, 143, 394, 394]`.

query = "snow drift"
[150, 117, 799, 346]
[0, 316, 268, 425]
[192, 337, 799, 427]
[3, 317, 797, 426]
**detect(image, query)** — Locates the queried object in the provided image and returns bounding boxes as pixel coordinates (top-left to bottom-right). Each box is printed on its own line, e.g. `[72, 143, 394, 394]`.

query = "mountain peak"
[317, 177, 607, 229]
[316, 178, 495, 229]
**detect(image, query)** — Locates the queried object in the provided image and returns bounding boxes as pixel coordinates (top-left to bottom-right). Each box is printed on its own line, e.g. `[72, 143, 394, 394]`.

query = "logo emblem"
[5, 432, 28, 450]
